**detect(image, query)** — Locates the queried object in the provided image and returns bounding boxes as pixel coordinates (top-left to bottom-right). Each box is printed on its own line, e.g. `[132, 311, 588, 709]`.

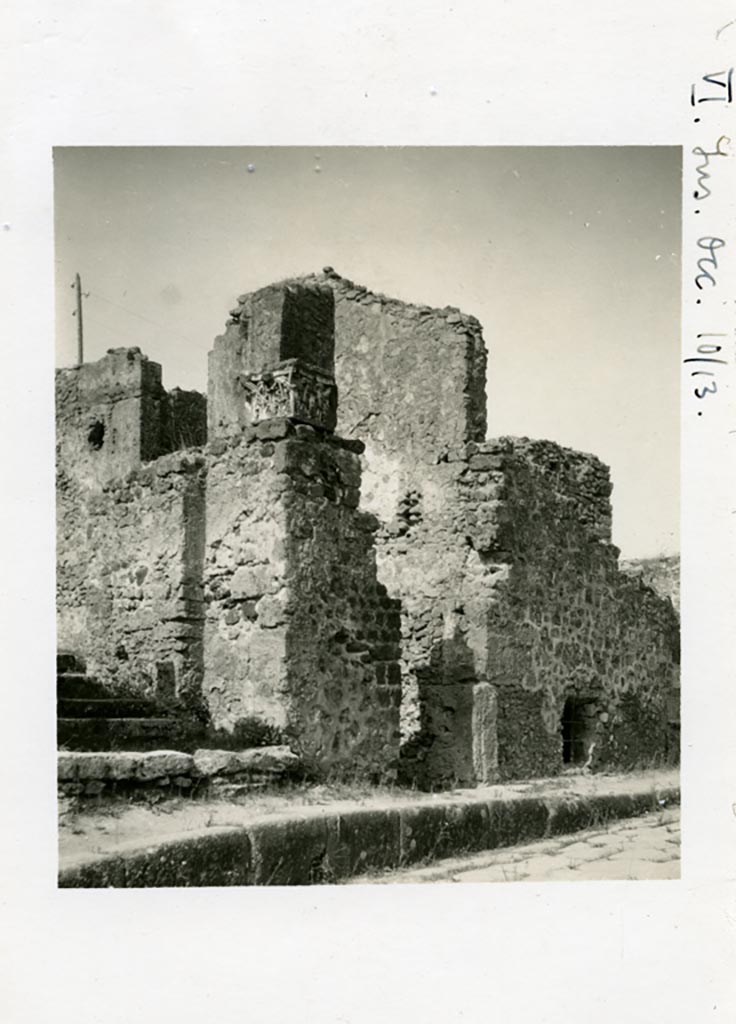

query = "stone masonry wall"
[56, 350, 207, 682]
[620, 555, 680, 613]
[374, 451, 506, 788]
[282, 427, 402, 780]
[56, 347, 205, 491]
[56, 348, 166, 493]
[61, 451, 207, 710]
[475, 438, 679, 779]
[203, 431, 291, 732]
[208, 281, 336, 438]
[255, 273, 678, 787]
[56, 277, 678, 790]
[376, 436, 679, 787]
[202, 420, 401, 780]
[296, 269, 487, 524]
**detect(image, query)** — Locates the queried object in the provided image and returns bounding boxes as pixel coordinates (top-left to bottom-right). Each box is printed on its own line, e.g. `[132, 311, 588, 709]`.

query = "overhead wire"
[87, 289, 202, 345]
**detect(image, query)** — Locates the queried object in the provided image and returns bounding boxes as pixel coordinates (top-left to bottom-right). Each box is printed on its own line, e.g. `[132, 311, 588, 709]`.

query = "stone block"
[442, 800, 494, 854]
[134, 751, 193, 781]
[248, 815, 334, 885]
[234, 746, 302, 775]
[472, 682, 498, 784]
[117, 831, 251, 888]
[328, 809, 401, 879]
[59, 753, 113, 781]
[468, 453, 504, 471]
[230, 564, 271, 600]
[193, 749, 242, 777]
[106, 753, 143, 781]
[57, 753, 83, 781]
[487, 797, 550, 848]
[255, 417, 293, 441]
[546, 796, 596, 837]
[398, 804, 450, 865]
[398, 800, 493, 866]
[255, 591, 288, 628]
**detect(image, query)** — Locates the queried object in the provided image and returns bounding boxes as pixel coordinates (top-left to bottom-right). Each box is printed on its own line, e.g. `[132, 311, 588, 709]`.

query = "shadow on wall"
[397, 625, 621, 790]
[399, 625, 481, 790]
[175, 473, 207, 718]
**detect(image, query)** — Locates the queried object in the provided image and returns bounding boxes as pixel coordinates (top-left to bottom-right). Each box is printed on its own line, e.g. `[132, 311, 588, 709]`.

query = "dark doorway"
[561, 697, 595, 765]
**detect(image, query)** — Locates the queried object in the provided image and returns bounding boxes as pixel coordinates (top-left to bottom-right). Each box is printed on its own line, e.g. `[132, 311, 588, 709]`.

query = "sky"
[54, 146, 681, 559]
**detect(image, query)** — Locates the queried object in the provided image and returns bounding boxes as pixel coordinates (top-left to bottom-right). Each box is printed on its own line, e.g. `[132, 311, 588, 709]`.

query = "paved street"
[362, 807, 680, 883]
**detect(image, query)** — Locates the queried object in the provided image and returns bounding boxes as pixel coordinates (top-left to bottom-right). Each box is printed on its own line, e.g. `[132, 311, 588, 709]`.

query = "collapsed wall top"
[55, 346, 206, 490]
[208, 280, 337, 437]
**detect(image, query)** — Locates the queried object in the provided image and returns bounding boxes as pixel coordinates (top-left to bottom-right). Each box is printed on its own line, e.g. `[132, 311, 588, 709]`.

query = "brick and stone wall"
[57, 288, 402, 781]
[203, 425, 401, 779]
[377, 435, 679, 786]
[208, 281, 337, 438]
[620, 555, 680, 613]
[56, 347, 205, 491]
[58, 451, 207, 711]
[56, 349, 206, 679]
[203, 431, 290, 732]
[474, 439, 679, 779]
[203, 276, 402, 780]
[294, 269, 487, 524]
[281, 428, 402, 778]
[56, 272, 679, 789]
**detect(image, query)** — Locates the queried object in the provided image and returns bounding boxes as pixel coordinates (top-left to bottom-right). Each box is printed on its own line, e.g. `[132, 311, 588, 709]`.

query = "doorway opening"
[561, 697, 596, 765]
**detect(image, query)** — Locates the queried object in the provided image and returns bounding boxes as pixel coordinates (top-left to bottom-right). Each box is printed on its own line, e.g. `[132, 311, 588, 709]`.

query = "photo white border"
[2, 3, 735, 1021]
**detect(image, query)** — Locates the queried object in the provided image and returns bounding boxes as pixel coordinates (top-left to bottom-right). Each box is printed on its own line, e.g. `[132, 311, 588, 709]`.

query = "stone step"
[57, 697, 163, 719]
[56, 673, 109, 699]
[58, 717, 189, 752]
[57, 651, 86, 674]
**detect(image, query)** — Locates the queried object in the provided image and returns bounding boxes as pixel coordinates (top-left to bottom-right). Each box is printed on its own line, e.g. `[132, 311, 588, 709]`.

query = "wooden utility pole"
[74, 272, 84, 364]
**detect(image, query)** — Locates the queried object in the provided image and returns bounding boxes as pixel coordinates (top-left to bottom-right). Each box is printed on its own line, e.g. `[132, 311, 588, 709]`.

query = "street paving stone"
[357, 808, 680, 883]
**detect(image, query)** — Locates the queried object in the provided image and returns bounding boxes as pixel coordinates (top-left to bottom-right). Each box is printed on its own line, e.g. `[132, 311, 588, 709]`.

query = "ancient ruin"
[56, 269, 680, 788]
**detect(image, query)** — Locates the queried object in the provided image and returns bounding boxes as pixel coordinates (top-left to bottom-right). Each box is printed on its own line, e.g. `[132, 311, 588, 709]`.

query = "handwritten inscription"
[691, 68, 734, 107]
[686, 70, 733, 412]
[695, 235, 726, 289]
[693, 135, 730, 200]
[684, 335, 727, 399]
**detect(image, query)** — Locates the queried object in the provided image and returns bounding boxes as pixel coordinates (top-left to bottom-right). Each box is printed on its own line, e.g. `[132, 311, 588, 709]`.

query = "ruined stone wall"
[203, 432, 291, 732]
[165, 388, 207, 452]
[56, 348, 165, 492]
[57, 348, 206, 491]
[56, 278, 678, 789]
[620, 555, 680, 613]
[282, 427, 402, 780]
[292, 270, 487, 524]
[374, 451, 505, 787]
[376, 436, 679, 787]
[56, 349, 207, 689]
[61, 452, 206, 709]
[202, 420, 401, 780]
[208, 281, 336, 439]
[466, 438, 679, 780]
[56, 467, 93, 657]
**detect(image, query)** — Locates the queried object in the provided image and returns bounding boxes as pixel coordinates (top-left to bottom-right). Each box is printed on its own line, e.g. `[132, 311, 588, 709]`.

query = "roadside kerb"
[59, 783, 679, 887]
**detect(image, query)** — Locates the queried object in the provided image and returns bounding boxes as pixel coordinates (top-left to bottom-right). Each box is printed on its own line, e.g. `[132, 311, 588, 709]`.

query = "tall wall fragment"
[56, 348, 207, 674]
[55, 269, 679, 789]
[292, 270, 680, 787]
[203, 280, 401, 778]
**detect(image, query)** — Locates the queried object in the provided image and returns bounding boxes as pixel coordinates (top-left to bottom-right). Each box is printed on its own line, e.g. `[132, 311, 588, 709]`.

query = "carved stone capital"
[239, 359, 337, 432]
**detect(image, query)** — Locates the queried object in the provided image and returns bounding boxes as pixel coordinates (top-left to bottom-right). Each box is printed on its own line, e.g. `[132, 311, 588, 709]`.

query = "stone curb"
[57, 747, 302, 797]
[58, 784, 679, 888]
